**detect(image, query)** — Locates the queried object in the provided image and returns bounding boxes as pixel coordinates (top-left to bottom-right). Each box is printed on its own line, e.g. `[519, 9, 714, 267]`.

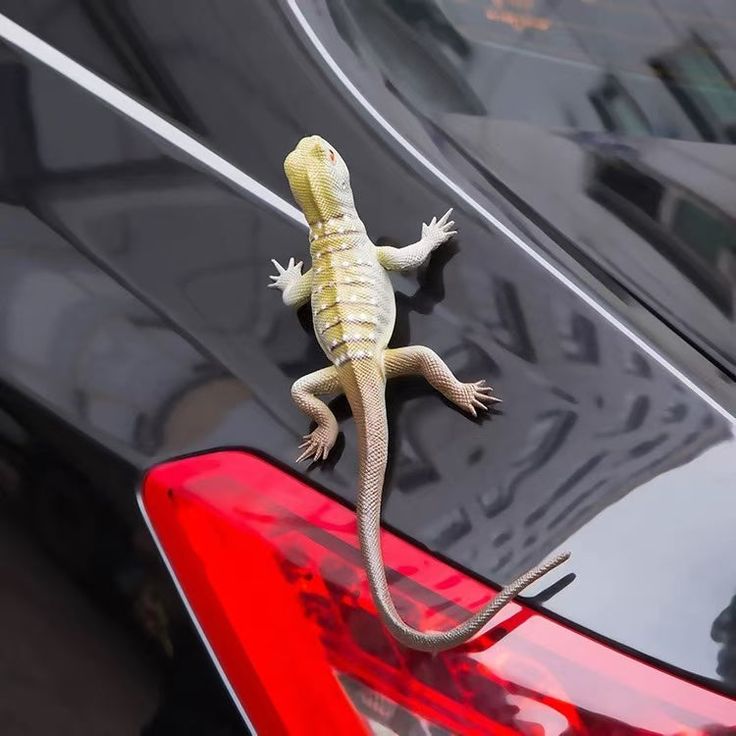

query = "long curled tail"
[338, 359, 570, 653]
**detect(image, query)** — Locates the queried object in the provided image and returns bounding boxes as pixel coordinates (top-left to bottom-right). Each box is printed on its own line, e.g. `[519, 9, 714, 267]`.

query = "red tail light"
[140, 450, 736, 735]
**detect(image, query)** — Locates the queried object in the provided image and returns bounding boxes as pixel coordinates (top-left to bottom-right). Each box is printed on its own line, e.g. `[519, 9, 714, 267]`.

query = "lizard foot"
[451, 380, 501, 418]
[422, 208, 457, 251]
[268, 257, 304, 292]
[297, 423, 338, 463]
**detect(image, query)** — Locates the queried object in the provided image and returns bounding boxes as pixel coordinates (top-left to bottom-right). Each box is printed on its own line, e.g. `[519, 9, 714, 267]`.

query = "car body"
[0, 1, 734, 733]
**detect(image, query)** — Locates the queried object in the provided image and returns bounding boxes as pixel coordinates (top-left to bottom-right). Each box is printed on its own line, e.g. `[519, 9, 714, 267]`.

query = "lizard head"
[284, 135, 356, 225]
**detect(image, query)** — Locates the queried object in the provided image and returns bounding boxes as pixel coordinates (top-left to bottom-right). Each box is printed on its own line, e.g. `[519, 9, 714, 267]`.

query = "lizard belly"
[311, 238, 395, 365]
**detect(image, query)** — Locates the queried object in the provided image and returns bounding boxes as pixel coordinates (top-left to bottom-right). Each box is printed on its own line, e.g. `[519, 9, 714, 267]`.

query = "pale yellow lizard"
[269, 135, 570, 651]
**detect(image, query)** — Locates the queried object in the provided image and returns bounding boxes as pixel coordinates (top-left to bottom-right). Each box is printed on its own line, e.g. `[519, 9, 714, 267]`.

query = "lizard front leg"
[377, 209, 456, 272]
[384, 346, 499, 417]
[291, 366, 343, 462]
[268, 257, 313, 308]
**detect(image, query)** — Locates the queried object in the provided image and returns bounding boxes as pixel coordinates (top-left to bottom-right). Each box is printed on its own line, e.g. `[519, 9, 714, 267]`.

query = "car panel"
[312, 0, 736, 376]
[0, 0, 735, 712]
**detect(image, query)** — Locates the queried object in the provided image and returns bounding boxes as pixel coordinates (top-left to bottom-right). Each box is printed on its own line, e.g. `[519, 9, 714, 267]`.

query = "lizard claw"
[296, 425, 337, 463]
[437, 208, 453, 226]
[452, 379, 502, 416]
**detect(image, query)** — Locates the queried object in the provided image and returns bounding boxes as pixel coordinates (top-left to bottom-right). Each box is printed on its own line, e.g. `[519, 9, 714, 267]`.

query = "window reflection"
[327, 0, 736, 372]
[332, 0, 736, 142]
[587, 152, 736, 316]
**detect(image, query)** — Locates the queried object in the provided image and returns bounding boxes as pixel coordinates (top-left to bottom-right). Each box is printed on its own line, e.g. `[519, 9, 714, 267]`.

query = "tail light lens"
[141, 450, 736, 736]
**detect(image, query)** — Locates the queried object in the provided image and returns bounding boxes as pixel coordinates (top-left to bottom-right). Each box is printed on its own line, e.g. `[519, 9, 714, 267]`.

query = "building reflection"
[326, 0, 736, 379]
[586, 128, 736, 319]
[652, 33, 736, 144]
[330, 0, 736, 143]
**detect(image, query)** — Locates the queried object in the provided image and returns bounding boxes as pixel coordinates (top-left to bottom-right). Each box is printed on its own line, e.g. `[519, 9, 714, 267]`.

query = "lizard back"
[310, 223, 395, 367]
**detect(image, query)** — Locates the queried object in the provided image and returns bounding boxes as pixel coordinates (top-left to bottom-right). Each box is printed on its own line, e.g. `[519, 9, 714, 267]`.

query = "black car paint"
[0, 1, 734, 732]
[318, 0, 736, 381]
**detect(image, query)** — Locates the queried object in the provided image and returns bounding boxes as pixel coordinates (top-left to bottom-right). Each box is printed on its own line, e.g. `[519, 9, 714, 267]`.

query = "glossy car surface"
[0, 1, 734, 733]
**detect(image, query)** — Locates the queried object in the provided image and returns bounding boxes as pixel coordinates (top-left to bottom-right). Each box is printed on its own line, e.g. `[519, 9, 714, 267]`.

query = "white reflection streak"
[0, 13, 305, 228]
[285, 0, 735, 425]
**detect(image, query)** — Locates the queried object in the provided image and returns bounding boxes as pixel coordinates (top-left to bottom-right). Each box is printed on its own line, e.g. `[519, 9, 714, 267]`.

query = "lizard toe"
[453, 380, 502, 415]
[296, 425, 337, 462]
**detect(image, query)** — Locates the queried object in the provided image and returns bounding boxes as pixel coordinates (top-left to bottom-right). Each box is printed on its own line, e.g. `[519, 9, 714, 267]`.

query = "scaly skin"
[269, 135, 570, 652]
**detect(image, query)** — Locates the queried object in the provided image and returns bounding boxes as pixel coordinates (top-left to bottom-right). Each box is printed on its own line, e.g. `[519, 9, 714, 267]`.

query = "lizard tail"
[338, 359, 570, 653]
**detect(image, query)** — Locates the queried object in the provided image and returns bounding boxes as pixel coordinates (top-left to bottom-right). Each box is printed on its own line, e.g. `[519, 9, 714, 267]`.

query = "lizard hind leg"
[384, 346, 500, 417]
[291, 366, 343, 462]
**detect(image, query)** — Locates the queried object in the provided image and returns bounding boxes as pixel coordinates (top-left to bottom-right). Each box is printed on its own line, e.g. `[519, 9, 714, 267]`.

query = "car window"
[324, 0, 736, 372]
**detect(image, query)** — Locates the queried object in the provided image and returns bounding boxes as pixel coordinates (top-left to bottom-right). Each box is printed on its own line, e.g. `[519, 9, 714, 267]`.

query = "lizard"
[268, 135, 570, 652]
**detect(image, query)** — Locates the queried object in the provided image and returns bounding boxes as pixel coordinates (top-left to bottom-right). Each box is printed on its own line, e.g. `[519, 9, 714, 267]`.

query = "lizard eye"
[328, 149, 336, 163]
